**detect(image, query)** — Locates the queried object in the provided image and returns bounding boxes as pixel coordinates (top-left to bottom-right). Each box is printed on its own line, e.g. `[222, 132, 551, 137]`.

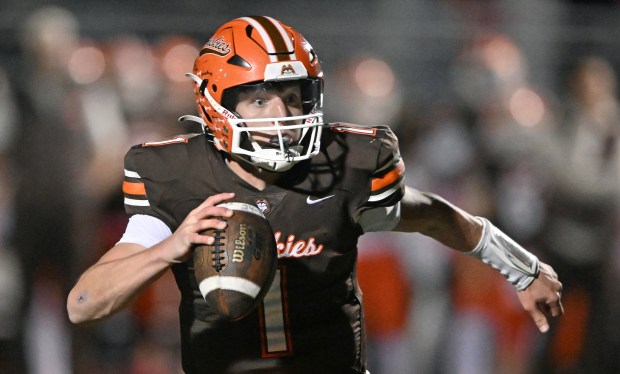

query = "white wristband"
[466, 217, 540, 291]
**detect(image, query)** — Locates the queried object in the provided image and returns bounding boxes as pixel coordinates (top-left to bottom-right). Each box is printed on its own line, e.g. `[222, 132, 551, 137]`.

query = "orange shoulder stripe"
[371, 159, 405, 192]
[123, 181, 146, 196]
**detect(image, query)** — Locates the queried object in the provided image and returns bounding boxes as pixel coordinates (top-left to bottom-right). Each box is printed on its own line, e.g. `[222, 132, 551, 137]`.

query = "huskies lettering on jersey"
[274, 232, 324, 258]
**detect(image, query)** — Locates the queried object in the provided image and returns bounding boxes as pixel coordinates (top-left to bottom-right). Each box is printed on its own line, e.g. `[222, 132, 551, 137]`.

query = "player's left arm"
[393, 185, 564, 333]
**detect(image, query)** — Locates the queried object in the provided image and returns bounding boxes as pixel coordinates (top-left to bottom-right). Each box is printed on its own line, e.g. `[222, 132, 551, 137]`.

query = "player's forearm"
[394, 186, 482, 251]
[67, 243, 172, 324]
[396, 186, 540, 290]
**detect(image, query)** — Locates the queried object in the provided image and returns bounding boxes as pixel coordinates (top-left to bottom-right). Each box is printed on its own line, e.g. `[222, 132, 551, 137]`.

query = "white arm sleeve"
[466, 217, 540, 290]
[117, 214, 172, 248]
[358, 202, 401, 232]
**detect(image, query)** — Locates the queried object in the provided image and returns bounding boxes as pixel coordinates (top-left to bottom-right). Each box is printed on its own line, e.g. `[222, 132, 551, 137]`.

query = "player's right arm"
[66, 193, 235, 324]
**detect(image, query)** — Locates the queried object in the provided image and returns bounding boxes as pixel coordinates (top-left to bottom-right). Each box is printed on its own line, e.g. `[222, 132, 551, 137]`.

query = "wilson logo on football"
[232, 223, 248, 263]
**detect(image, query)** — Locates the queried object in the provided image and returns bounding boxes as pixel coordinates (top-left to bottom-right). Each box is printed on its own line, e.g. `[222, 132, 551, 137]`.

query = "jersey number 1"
[258, 267, 293, 357]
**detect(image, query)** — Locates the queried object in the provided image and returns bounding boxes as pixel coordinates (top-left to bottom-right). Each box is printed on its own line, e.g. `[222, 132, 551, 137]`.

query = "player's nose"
[267, 96, 290, 119]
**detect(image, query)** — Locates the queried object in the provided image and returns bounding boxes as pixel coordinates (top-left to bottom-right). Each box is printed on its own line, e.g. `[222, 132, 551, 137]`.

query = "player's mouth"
[269, 133, 295, 147]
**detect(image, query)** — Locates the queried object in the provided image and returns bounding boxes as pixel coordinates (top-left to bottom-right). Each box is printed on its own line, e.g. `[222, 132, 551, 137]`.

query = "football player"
[67, 16, 563, 373]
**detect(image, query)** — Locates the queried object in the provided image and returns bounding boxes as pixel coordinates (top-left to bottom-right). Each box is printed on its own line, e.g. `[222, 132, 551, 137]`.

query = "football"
[193, 202, 277, 321]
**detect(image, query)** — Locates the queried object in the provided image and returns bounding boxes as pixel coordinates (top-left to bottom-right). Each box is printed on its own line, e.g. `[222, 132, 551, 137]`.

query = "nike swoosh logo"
[306, 195, 335, 205]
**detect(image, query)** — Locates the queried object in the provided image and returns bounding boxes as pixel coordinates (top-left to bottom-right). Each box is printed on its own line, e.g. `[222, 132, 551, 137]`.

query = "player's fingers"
[190, 193, 236, 219]
[547, 303, 563, 318]
[196, 218, 228, 233]
[530, 307, 550, 333]
[189, 233, 215, 246]
[204, 192, 236, 207]
[176, 216, 226, 244]
[547, 293, 564, 317]
[193, 192, 235, 210]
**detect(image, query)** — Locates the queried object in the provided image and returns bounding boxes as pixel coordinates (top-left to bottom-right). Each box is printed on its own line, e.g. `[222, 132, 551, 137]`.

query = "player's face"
[234, 82, 304, 147]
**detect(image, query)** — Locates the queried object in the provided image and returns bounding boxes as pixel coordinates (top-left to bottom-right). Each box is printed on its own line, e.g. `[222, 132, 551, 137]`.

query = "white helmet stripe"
[265, 16, 296, 58]
[239, 16, 295, 62]
[239, 17, 277, 62]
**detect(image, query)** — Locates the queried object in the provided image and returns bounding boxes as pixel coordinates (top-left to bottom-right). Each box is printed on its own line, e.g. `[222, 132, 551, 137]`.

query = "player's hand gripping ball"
[193, 202, 277, 321]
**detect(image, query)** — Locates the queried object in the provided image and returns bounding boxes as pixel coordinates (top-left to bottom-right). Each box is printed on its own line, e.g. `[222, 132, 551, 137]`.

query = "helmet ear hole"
[212, 84, 218, 92]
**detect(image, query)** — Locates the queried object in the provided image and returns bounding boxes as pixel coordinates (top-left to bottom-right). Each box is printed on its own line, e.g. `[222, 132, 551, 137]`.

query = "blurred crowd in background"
[0, 1, 619, 374]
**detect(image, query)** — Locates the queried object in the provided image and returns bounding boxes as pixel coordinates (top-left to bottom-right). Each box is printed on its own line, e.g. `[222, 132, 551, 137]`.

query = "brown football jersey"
[122, 123, 405, 373]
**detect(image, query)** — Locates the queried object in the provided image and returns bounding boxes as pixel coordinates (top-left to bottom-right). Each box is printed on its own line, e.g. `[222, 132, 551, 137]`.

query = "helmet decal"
[200, 36, 231, 57]
[264, 61, 307, 81]
[282, 64, 295, 74]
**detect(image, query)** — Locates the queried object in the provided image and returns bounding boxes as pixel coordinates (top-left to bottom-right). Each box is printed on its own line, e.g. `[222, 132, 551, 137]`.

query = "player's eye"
[252, 98, 267, 106]
[285, 93, 302, 108]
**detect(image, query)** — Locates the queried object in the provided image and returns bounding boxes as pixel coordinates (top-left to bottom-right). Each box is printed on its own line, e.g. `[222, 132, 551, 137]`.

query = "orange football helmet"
[184, 16, 324, 171]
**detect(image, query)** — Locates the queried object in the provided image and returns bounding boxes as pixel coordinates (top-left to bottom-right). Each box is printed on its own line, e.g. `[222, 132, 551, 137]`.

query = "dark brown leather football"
[193, 202, 277, 321]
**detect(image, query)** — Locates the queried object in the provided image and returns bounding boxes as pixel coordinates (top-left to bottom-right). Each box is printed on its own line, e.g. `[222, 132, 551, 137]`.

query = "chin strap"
[249, 151, 300, 172]
[466, 217, 540, 291]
